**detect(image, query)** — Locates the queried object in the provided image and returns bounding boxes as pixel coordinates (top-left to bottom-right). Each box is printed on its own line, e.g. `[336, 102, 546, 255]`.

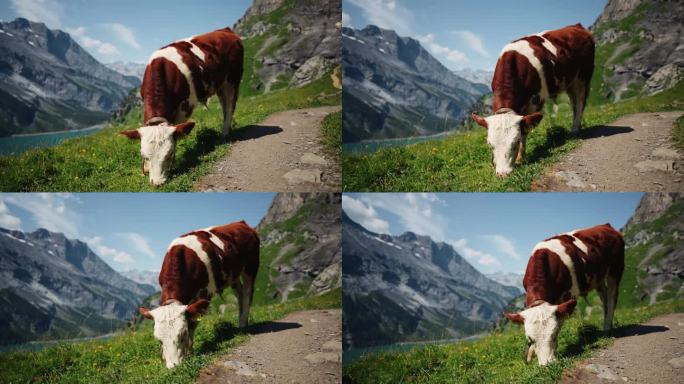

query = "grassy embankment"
[343, 78, 683, 192]
[0, 288, 340, 383]
[0, 71, 340, 192]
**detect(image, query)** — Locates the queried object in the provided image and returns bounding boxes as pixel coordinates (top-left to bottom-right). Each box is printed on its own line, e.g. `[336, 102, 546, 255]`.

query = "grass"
[320, 110, 342, 155]
[342, 81, 684, 192]
[0, 288, 340, 384]
[0, 72, 340, 192]
[343, 299, 684, 384]
[674, 114, 684, 149]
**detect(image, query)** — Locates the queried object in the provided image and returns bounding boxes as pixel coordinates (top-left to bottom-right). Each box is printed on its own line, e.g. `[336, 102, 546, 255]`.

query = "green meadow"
[342, 82, 684, 192]
[0, 72, 340, 192]
[0, 288, 340, 384]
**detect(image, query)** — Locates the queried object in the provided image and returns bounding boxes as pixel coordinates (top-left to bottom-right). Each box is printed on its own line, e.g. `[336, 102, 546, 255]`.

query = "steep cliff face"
[233, 0, 341, 94]
[621, 193, 684, 305]
[254, 193, 341, 303]
[0, 227, 155, 344]
[342, 25, 489, 142]
[0, 18, 139, 136]
[590, 0, 683, 102]
[342, 212, 519, 349]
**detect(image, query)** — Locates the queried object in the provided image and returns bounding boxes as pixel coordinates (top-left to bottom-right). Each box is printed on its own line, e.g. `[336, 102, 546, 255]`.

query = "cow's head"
[139, 299, 209, 369]
[472, 111, 543, 177]
[120, 121, 195, 186]
[503, 299, 576, 366]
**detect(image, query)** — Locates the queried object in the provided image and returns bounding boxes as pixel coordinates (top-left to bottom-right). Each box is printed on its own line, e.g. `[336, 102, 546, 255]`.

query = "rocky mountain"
[342, 212, 519, 349]
[342, 25, 489, 142]
[233, 0, 341, 94]
[452, 68, 494, 87]
[120, 269, 159, 292]
[590, 0, 683, 102]
[254, 192, 341, 303]
[485, 272, 524, 294]
[105, 61, 146, 80]
[0, 18, 140, 136]
[0, 227, 156, 345]
[620, 192, 683, 304]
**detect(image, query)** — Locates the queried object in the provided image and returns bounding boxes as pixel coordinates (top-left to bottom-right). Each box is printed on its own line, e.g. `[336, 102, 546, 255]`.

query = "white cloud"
[342, 12, 351, 27]
[85, 236, 135, 264]
[417, 33, 467, 63]
[103, 23, 141, 50]
[10, 0, 62, 28]
[342, 195, 390, 234]
[483, 234, 520, 259]
[347, 0, 413, 36]
[120, 232, 156, 259]
[0, 201, 21, 230]
[4, 194, 80, 237]
[453, 30, 490, 57]
[448, 238, 501, 267]
[358, 193, 447, 241]
[66, 26, 120, 56]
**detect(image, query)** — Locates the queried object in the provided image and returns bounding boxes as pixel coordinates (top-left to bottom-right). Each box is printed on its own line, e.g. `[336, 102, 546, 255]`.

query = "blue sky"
[343, 0, 607, 71]
[343, 193, 642, 275]
[0, 193, 274, 272]
[0, 0, 252, 63]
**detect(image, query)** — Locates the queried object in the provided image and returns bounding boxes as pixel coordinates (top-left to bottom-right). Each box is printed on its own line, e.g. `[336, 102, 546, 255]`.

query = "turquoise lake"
[343, 131, 458, 154]
[0, 125, 104, 156]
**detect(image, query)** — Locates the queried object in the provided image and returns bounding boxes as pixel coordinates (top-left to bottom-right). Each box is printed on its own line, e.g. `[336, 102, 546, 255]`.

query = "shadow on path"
[580, 125, 634, 140]
[233, 125, 283, 141]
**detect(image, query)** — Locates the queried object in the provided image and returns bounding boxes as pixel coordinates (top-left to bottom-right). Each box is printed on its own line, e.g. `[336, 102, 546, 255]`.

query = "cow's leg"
[596, 279, 608, 323]
[239, 251, 259, 329]
[516, 134, 527, 165]
[231, 281, 244, 322]
[604, 275, 620, 332]
[218, 82, 237, 139]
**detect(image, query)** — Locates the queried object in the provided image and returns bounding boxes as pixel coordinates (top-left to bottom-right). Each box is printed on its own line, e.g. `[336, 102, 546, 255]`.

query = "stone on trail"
[222, 360, 257, 377]
[283, 169, 322, 184]
[585, 363, 620, 381]
[304, 352, 340, 364]
[668, 356, 684, 368]
[300, 153, 328, 166]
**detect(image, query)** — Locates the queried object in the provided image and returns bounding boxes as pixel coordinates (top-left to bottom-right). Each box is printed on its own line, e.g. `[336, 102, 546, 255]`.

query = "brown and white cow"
[472, 24, 595, 176]
[121, 27, 244, 185]
[503, 223, 624, 366]
[139, 221, 259, 369]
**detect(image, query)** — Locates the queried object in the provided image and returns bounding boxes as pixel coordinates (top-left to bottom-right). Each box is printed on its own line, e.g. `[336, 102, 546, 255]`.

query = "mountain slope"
[342, 212, 518, 349]
[342, 25, 489, 142]
[0, 18, 139, 136]
[253, 192, 341, 304]
[452, 68, 493, 87]
[590, 0, 683, 103]
[233, 0, 341, 95]
[105, 61, 146, 81]
[620, 192, 683, 306]
[0, 227, 155, 344]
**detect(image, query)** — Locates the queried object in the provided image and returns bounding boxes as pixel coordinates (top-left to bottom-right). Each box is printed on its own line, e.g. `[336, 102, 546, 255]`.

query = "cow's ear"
[186, 299, 210, 319]
[120, 129, 141, 140]
[472, 113, 488, 129]
[503, 311, 525, 324]
[139, 306, 154, 320]
[520, 112, 543, 134]
[173, 122, 195, 139]
[555, 299, 577, 318]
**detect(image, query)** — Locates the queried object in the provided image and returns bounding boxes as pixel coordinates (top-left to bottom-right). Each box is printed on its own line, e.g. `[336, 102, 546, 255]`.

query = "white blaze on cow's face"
[139, 299, 209, 369]
[120, 122, 195, 186]
[472, 112, 544, 177]
[503, 299, 577, 366]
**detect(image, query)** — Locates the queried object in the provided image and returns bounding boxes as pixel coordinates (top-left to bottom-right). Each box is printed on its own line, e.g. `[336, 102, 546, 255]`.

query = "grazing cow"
[503, 224, 624, 366]
[139, 221, 259, 369]
[121, 27, 244, 185]
[472, 24, 595, 176]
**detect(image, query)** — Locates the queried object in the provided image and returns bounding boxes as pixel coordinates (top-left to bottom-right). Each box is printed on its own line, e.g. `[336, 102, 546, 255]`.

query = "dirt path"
[196, 309, 341, 384]
[532, 111, 684, 191]
[560, 313, 684, 383]
[194, 106, 341, 192]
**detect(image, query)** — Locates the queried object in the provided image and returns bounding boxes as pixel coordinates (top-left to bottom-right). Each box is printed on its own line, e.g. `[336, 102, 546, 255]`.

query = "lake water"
[343, 334, 484, 365]
[0, 125, 105, 156]
[343, 131, 457, 155]
[0, 333, 117, 354]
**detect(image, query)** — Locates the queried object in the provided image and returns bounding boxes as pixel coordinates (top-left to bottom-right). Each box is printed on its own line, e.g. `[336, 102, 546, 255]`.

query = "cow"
[472, 24, 595, 177]
[139, 221, 259, 369]
[503, 223, 624, 366]
[120, 27, 244, 185]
